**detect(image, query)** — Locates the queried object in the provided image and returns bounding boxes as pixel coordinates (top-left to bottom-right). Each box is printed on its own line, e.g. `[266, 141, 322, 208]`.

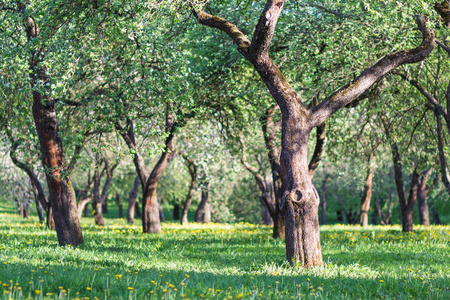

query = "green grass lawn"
[0, 213, 449, 299]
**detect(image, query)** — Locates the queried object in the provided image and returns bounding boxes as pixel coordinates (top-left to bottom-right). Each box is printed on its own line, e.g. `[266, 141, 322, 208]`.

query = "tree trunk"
[24, 10, 82, 246]
[31, 181, 46, 223]
[127, 176, 140, 224]
[360, 153, 374, 227]
[195, 181, 209, 223]
[262, 200, 274, 225]
[203, 202, 211, 223]
[91, 159, 104, 226]
[431, 206, 441, 224]
[159, 203, 165, 222]
[181, 156, 198, 225]
[173, 204, 180, 221]
[260, 105, 285, 238]
[102, 197, 108, 214]
[116, 194, 124, 218]
[193, 4, 434, 267]
[135, 201, 141, 218]
[417, 169, 432, 226]
[83, 205, 89, 217]
[117, 116, 175, 233]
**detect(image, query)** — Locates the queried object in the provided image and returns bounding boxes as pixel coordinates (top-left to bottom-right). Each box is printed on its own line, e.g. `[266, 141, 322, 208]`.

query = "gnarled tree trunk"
[195, 180, 209, 223]
[193, 1, 434, 267]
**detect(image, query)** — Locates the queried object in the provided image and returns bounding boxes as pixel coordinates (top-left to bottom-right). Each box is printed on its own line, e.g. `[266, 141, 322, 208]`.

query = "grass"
[0, 213, 449, 299]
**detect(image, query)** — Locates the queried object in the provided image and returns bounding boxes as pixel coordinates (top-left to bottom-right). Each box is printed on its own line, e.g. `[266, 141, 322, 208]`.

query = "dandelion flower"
[236, 294, 244, 299]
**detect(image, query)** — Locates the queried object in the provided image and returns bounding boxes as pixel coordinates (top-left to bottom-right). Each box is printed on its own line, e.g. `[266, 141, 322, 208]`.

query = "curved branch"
[310, 15, 435, 129]
[192, 9, 251, 56]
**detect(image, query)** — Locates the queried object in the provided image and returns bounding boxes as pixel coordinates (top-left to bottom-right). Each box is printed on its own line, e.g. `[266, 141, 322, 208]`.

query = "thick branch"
[249, 0, 285, 60]
[192, 9, 251, 55]
[310, 15, 435, 129]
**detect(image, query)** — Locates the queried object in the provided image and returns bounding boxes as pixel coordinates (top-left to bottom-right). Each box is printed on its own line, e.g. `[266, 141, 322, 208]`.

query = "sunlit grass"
[0, 212, 449, 299]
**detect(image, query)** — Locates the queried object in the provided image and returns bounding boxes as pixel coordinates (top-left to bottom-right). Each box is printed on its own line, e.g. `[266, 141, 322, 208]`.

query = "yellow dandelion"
[185, 274, 190, 278]
[35, 290, 41, 295]
[128, 287, 133, 291]
[379, 280, 384, 283]
[236, 294, 244, 299]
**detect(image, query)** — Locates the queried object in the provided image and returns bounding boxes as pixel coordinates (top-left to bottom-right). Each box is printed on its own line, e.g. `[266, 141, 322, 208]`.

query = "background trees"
[1, 0, 450, 270]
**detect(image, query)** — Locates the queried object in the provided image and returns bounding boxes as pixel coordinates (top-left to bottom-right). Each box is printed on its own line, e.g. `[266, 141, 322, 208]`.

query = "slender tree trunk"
[116, 194, 123, 218]
[31, 181, 45, 223]
[417, 169, 432, 226]
[102, 197, 108, 214]
[135, 201, 141, 218]
[181, 156, 198, 225]
[360, 153, 374, 227]
[195, 181, 209, 223]
[91, 159, 104, 226]
[127, 176, 140, 224]
[83, 204, 89, 217]
[431, 206, 440, 224]
[173, 204, 180, 220]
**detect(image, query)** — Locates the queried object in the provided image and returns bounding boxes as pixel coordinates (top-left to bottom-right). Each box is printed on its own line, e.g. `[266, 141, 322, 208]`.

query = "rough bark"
[127, 176, 140, 224]
[193, 2, 434, 267]
[360, 153, 374, 227]
[181, 155, 198, 225]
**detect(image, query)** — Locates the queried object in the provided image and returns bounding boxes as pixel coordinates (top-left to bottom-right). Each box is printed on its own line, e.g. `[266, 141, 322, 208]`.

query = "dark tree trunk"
[83, 205, 89, 217]
[417, 169, 432, 226]
[195, 181, 209, 223]
[127, 176, 140, 224]
[135, 201, 141, 218]
[181, 156, 198, 225]
[102, 197, 108, 214]
[173, 204, 180, 221]
[32, 184, 46, 224]
[115, 194, 124, 218]
[262, 202, 273, 225]
[194, 3, 434, 267]
[159, 203, 165, 222]
[360, 153, 374, 227]
[431, 206, 440, 224]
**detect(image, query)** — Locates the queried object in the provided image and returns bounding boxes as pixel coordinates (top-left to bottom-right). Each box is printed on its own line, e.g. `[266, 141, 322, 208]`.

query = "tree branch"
[310, 15, 435, 129]
[192, 8, 251, 56]
[249, 0, 285, 61]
